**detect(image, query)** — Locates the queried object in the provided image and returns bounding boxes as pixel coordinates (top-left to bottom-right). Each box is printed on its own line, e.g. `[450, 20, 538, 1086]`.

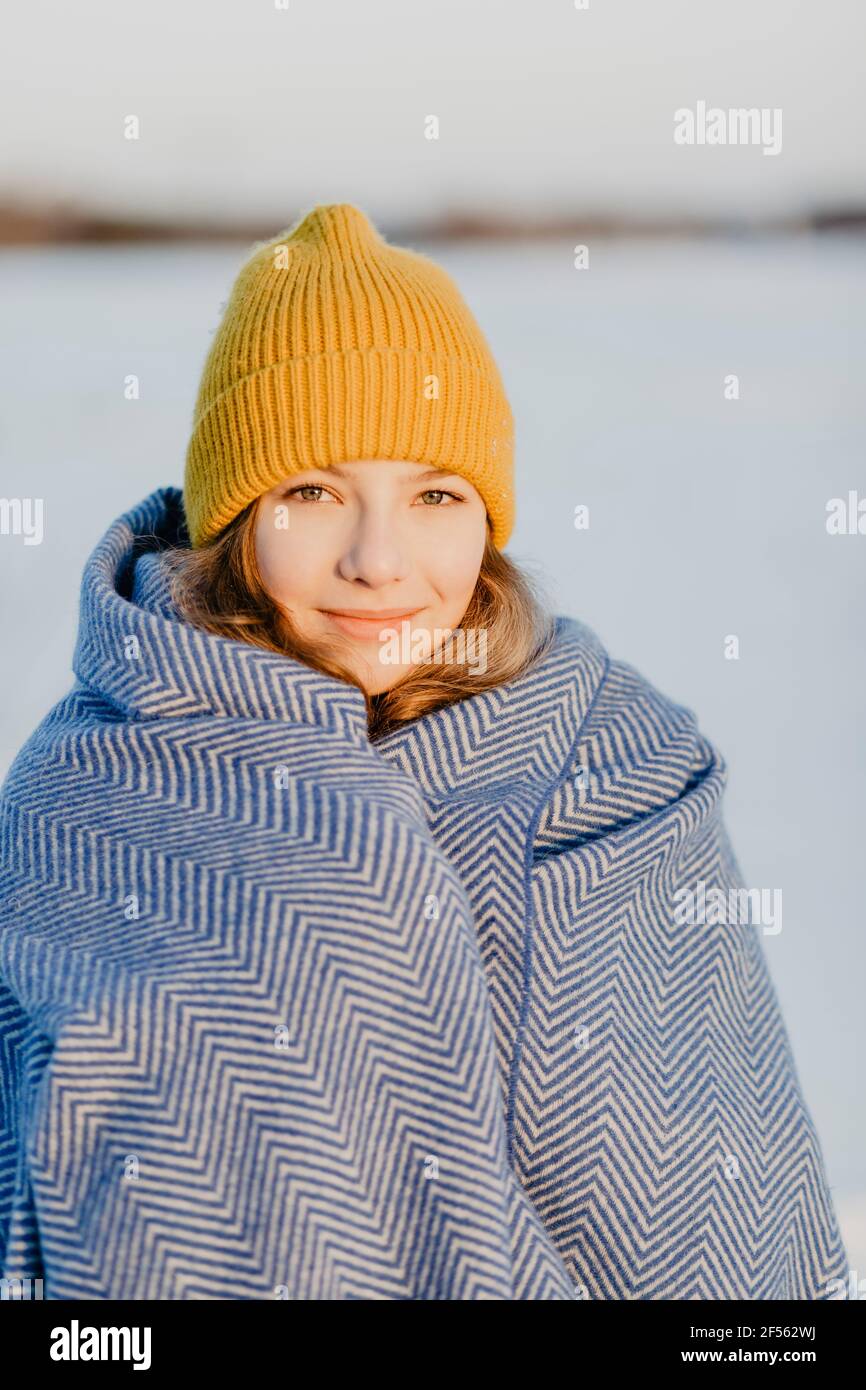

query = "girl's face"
[254, 460, 488, 694]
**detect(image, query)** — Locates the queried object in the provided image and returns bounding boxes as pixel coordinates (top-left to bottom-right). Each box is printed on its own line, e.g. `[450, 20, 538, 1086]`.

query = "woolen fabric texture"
[0, 488, 848, 1300]
[183, 203, 515, 549]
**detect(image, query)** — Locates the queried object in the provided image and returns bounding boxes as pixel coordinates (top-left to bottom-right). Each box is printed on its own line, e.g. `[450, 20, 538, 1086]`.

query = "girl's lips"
[320, 609, 422, 640]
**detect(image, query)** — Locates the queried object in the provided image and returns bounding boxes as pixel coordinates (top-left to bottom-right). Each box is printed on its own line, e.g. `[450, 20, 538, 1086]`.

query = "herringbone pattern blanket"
[0, 488, 848, 1299]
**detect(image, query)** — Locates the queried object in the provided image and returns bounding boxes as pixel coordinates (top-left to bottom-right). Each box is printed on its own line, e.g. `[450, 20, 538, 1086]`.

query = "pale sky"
[2, 0, 864, 224]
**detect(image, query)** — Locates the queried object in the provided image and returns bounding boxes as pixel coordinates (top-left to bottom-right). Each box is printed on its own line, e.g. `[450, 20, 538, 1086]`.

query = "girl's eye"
[280, 484, 462, 505]
[417, 489, 461, 506]
[282, 484, 335, 503]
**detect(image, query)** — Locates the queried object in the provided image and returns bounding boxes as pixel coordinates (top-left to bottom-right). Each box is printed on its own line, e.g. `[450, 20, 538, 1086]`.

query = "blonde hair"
[162, 499, 555, 741]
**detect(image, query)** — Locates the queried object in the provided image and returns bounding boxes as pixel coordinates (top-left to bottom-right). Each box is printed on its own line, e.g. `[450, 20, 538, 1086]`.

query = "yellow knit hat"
[183, 203, 515, 549]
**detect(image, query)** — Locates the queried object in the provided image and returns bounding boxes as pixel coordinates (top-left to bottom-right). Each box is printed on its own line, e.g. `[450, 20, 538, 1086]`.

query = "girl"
[0, 203, 848, 1300]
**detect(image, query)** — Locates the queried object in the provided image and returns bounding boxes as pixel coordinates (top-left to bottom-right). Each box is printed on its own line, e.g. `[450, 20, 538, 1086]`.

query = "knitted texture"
[0, 488, 849, 1299]
[183, 203, 515, 549]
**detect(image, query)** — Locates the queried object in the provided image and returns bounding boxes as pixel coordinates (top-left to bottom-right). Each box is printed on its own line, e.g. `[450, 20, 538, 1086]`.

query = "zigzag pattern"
[0, 487, 848, 1300]
[377, 641, 849, 1299]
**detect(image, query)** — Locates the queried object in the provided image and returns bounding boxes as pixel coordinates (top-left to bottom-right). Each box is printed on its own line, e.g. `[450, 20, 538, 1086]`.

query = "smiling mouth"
[319, 608, 423, 639]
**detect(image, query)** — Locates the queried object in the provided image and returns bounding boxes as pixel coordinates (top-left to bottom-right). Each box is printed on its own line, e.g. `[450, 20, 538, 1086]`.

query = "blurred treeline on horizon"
[1, 194, 865, 246]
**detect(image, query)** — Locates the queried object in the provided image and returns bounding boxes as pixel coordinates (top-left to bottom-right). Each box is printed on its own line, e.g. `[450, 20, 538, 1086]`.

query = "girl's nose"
[336, 512, 411, 588]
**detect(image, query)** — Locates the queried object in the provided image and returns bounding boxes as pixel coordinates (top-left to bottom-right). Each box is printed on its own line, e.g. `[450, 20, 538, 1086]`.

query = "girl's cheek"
[256, 516, 297, 590]
[260, 528, 326, 597]
[426, 542, 484, 594]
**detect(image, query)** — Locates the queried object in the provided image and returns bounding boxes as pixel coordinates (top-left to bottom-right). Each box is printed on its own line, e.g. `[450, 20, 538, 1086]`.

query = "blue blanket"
[0, 487, 848, 1299]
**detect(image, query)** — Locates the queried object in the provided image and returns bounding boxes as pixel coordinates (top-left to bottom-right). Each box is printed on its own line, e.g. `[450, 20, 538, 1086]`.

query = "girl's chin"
[328, 647, 414, 693]
[357, 662, 415, 695]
